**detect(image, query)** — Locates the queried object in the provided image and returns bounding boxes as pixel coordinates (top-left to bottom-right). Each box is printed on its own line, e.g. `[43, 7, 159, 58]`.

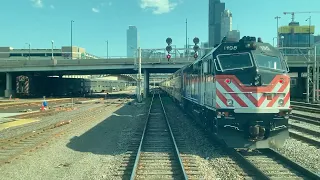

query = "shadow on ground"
[66, 98, 149, 155]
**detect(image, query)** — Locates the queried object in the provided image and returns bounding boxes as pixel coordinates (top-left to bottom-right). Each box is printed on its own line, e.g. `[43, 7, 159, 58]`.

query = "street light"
[51, 40, 54, 60]
[185, 18, 188, 55]
[275, 16, 281, 47]
[25, 43, 31, 60]
[105, 40, 109, 59]
[305, 16, 311, 47]
[71, 20, 75, 59]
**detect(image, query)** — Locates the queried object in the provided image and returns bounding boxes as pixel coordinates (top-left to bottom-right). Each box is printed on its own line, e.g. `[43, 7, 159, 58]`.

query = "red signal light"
[166, 54, 171, 60]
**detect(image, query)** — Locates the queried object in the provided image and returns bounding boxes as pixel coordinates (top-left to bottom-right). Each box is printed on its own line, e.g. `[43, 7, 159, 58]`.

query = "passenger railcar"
[160, 36, 292, 149]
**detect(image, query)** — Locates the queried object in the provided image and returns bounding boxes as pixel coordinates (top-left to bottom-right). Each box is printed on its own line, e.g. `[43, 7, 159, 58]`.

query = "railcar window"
[217, 53, 253, 71]
[255, 54, 284, 71]
[290, 78, 297, 86]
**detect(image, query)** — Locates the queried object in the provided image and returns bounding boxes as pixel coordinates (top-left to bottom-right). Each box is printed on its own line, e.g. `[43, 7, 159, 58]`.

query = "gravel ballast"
[275, 138, 320, 175]
[0, 99, 150, 180]
[162, 97, 250, 180]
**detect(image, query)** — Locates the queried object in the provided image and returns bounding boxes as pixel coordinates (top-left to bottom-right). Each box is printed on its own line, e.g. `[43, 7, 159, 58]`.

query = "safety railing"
[0, 57, 192, 68]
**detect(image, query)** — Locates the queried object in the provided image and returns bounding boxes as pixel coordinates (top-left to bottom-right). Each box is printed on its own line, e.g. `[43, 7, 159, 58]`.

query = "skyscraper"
[227, 30, 240, 41]
[127, 26, 138, 58]
[208, 0, 225, 47]
[221, 10, 232, 40]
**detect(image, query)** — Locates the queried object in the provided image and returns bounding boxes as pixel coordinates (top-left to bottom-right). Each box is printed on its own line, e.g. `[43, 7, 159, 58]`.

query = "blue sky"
[1, 0, 320, 57]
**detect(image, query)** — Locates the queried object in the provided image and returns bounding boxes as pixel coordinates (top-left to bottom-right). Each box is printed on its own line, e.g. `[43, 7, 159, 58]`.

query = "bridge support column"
[5, 73, 14, 98]
[144, 69, 149, 98]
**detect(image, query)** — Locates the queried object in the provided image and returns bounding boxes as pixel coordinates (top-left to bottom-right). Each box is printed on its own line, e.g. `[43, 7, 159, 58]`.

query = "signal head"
[166, 45, 172, 52]
[193, 37, 200, 44]
[166, 54, 171, 60]
[193, 53, 198, 59]
[193, 45, 199, 52]
[166, 37, 172, 45]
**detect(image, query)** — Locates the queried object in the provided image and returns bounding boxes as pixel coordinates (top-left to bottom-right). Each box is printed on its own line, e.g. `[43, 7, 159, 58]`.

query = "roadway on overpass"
[0, 58, 190, 74]
[0, 54, 314, 74]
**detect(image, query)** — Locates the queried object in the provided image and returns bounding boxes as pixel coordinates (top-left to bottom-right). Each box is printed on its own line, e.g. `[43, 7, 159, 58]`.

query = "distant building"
[279, 22, 315, 47]
[201, 42, 211, 54]
[314, 35, 320, 43]
[141, 49, 165, 59]
[127, 26, 138, 58]
[221, 10, 232, 40]
[279, 21, 315, 54]
[0, 46, 99, 60]
[227, 30, 240, 41]
[208, 0, 225, 47]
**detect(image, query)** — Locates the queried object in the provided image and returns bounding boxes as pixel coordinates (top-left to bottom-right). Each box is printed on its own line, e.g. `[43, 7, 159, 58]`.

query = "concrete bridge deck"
[0, 55, 316, 74]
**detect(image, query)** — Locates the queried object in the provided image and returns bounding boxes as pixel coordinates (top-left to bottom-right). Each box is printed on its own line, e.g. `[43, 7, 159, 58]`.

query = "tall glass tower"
[127, 26, 138, 58]
[208, 0, 225, 47]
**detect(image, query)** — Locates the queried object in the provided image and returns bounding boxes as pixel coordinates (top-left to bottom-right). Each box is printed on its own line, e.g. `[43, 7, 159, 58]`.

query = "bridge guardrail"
[0, 58, 192, 68]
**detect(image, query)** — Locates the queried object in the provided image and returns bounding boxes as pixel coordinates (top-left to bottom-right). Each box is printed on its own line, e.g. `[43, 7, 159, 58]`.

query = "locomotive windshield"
[217, 52, 253, 71]
[255, 54, 285, 71]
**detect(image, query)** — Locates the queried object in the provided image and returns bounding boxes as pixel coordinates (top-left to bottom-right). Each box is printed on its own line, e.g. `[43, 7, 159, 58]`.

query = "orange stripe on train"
[215, 75, 290, 93]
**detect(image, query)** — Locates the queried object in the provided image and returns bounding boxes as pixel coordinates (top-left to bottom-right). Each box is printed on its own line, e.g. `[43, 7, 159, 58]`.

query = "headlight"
[227, 99, 233, 106]
[278, 99, 284, 106]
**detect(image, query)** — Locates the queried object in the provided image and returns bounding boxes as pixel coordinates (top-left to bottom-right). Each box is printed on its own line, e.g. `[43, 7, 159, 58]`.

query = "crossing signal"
[166, 45, 172, 52]
[193, 45, 199, 52]
[166, 54, 171, 61]
[166, 37, 172, 45]
[193, 37, 200, 59]
[193, 37, 199, 44]
[166, 37, 173, 61]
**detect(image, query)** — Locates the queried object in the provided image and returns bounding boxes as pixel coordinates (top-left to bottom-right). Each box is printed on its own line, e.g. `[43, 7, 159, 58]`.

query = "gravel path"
[275, 138, 320, 175]
[0, 99, 150, 180]
[162, 97, 250, 180]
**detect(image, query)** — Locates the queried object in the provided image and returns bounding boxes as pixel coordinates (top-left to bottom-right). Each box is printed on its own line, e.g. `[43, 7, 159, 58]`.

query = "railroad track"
[291, 101, 320, 114]
[0, 98, 84, 109]
[288, 114, 320, 147]
[119, 93, 201, 180]
[0, 99, 126, 165]
[232, 148, 320, 180]
[291, 101, 320, 108]
[290, 113, 320, 126]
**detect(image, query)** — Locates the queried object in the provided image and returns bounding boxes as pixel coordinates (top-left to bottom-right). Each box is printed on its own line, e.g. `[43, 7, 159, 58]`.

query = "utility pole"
[137, 47, 142, 103]
[51, 40, 54, 60]
[185, 18, 188, 56]
[71, 20, 74, 59]
[25, 43, 31, 60]
[306, 16, 311, 47]
[105, 40, 109, 59]
[275, 16, 281, 47]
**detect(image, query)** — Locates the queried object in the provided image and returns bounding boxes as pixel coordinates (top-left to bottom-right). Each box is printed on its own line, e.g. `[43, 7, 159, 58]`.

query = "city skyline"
[126, 26, 138, 58]
[208, 0, 225, 47]
[1, 0, 320, 56]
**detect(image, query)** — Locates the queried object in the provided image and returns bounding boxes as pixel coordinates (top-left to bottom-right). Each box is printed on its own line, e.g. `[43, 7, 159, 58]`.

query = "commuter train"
[160, 36, 292, 149]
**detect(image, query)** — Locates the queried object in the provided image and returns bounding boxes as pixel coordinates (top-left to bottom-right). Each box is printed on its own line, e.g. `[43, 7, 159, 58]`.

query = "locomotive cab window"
[216, 52, 253, 71]
[255, 54, 286, 71]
